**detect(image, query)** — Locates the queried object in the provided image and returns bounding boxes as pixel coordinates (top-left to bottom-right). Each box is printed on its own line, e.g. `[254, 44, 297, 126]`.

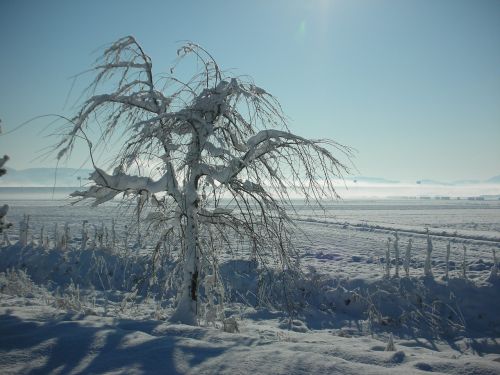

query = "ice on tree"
[53, 36, 351, 325]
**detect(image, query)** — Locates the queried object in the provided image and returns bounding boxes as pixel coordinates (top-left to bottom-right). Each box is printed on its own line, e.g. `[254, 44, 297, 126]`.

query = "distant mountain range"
[486, 175, 500, 184]
[1, 167, 499, 187]
[346, 175, 500, 186]
[347, 176, 400, 184]
[415, 175, 500, 186]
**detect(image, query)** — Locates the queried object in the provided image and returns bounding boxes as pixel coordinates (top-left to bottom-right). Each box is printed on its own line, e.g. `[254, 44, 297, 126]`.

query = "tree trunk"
[170, 206, 199, 325]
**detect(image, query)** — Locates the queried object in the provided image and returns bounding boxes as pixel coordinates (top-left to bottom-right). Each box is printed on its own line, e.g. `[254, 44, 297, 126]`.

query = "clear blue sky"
[0, 0, 499, 182]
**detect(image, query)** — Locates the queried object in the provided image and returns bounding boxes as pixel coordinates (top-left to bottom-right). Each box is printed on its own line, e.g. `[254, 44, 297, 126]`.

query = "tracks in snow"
[293, 216, 500, 246]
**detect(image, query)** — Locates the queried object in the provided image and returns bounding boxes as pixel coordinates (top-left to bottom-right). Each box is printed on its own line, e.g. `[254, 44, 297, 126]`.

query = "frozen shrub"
[19, 214, 29, 246]
[385, 333, 396, 351]
[424, 229, 433, 278]
[135, 195, 144, 249]
[223, 316, 239, 333]
[385, 237, 392, 278]
[53, 282, 96, 315]
[123, 225, 129, 252]
[81, 220, 88, 250]
[97, 222, 104, 248]
[89, 224, 98, 250]
[0, 204, 10, 236]
[65, 223, 70, 247]
[488, 249, 498, 281]
[203, 272, 224, 326]
[60, 222, 70, 250]
[52, 223, 56, 246]
[461, 245, 467, 280]
[404, 238, 412, 277]
[104, 226, 109, 249]
[2, 230, 11, 246]
[42, 233, 49, 249]
[94, 223, 100, 248]
[110, 218, 116, 251]
[393, 232, 400, 277]
[39, 225, 45, 249]
[0, 268, 40, 297]
[445, 240, 451, 280]
[54, 223, 60, 248]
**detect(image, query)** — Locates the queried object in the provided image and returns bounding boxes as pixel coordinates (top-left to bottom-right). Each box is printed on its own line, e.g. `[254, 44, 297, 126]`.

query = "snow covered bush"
[222, 316, 239, 333]
[424, 229, 433, 278]
[19, 215, 29, 247]
[0, 203, 9, 237]
[445, 240, 451, 280]
[404, 238, 412, 278]
[81, 220, 89, 250]
[52, 281, 97, 315]
[110, 218, 116, 251]
[53, 36, 351, 324]
[385, 333, 395, 351]
[393, 231, 400, 277]
[5, 277, 96, 315]
[488, 249, 498, 281]
[0, 268, 42, 298]
[61, 222, 70, 250]
[385, 237, 392, 278]
[461, 245, 468, 280]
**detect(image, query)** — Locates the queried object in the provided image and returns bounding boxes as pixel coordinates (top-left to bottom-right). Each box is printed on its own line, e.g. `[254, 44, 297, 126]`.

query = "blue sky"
[0, 0, 499, 182]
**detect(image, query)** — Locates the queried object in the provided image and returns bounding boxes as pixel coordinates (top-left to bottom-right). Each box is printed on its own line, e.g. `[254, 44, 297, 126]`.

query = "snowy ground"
[1, 197, 500, 374]
[2, 296, 500, 375]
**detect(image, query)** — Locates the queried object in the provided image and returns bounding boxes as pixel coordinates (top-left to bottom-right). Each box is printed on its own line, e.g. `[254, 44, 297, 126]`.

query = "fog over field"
[2, 168, 500, 200]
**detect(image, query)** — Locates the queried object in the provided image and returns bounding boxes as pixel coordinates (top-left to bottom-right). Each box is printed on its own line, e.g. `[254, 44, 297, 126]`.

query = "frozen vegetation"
[1, 197, 500, 374]
[49, 36, 351, 326]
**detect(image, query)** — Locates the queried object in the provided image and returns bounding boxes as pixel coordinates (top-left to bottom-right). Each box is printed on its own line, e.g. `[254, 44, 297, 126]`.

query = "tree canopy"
[55, 36, 351, 324]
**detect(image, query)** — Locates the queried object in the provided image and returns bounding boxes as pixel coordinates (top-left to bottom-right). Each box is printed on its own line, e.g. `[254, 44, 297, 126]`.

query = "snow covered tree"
[54, 36, 350, 324]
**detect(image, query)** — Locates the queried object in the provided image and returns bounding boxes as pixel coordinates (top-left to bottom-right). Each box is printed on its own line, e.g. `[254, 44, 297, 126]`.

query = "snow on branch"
[71, 167, 181, 206]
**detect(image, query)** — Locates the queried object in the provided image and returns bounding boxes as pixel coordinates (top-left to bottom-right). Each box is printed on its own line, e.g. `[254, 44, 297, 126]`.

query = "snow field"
[1, 292, 500, 374]
[1, 198, 499, 374]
